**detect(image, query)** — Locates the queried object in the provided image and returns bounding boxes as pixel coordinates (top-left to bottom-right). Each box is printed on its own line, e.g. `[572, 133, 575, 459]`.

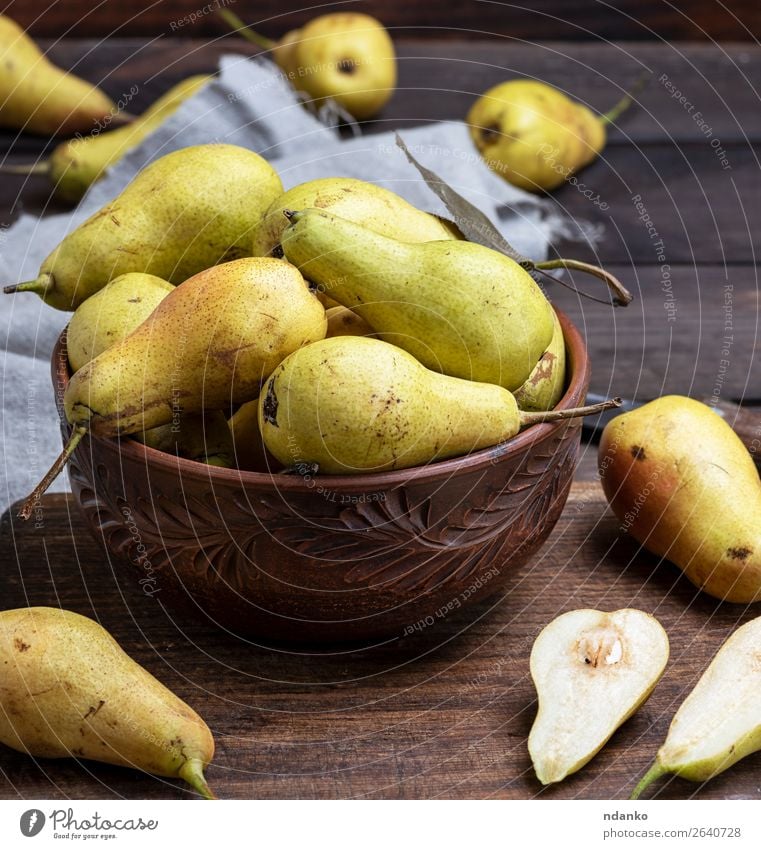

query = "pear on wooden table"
[632, 615, 761, 798]
[0, 607, 215, 798]
[528, 608, 669, 785]
[0, 14, 123, 135]
[599, 395, 761, 602]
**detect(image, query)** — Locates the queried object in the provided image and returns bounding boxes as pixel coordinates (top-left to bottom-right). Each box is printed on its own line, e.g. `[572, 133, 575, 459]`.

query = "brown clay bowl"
[52, 309, 590, 643]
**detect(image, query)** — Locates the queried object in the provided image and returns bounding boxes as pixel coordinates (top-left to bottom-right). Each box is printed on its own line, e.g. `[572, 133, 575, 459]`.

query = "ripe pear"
[599, 395, 761, 603]
[0, 14, 121, 135]
[0, 607, 215, 798]
[529, 608, 669, 785]
[228, 399, 279, 472]
[137, 411, 234, 468]
[325, 305, 373, 338]
[632, 615, 761, 798]
[67, 272, 174, 372]
[467, 80, 635, 192]
[281, 209, 554, 391]
[251, 177, 458, 257]
[259, 336, 618, 474]
[3, 76, 210, 202]
[226, 11, 396, 119]
[513, 308, 566, 412]
[18, 258, 325, 518]
[4, 144, 283, 310]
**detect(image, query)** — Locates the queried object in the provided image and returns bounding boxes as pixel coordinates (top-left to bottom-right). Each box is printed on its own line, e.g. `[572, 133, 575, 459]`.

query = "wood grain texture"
[3, 0, 759, 41]
[1, 482, 759, 800]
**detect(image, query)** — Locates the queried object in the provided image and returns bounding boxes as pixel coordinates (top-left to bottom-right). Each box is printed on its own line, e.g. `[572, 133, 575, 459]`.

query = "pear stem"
[534, 258, 633, 307]
[178, 758, 217, 799]
[630, 761, 667, 800]
[216, 8, 276, 49]
[3, 273, 53, 297]
[600, 71, 652, 126]
[519, 397, 621, 428]
[17, 426, 87, 521]
[0, 161, 49, 177]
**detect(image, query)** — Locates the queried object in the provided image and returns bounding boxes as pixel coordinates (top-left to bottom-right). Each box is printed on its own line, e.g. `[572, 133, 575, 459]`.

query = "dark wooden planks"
[3, 38, 761, 155]
[4, 0, 760, 42]
[1, 484, 759, 800]
[547, 263, 759, 402]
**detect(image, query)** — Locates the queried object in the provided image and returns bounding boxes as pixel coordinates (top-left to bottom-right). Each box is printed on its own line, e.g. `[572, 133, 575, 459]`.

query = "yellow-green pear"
[228, 399, 279, 472]
[225, 11, 396, 120]
[0, 607, 215, 798]
[281, 208, 554, 391]
[67, 272, 174, 372]
[251, 177, 458, 257]
[513, 308, 566, 412]
[0, 14, 122, 135]
[529, 608, 669, 785]
[18, 258, 325, 518]
[325, 305, 374, 338]
[4, 76, 210, 201]
[467, 80, 635, 192]
[632, 615, 761, 798]
[4, 144, 283, 310]
[137, 411, 234, 468]
[259, 336, 618, 474]
[599, 395, 761, 602]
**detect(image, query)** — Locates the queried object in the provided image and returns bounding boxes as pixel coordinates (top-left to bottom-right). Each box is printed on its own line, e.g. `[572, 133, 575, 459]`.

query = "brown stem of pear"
[0, 162, 49, 177]
[600, 71, 652, 126]
[17, 426, 87, 520]
[216, 8, 275, 49]
[630, 762, 667, 800]
[178, 758, 217, 800]
[519, 398, 621, 429]
[534, 258, 633, 307]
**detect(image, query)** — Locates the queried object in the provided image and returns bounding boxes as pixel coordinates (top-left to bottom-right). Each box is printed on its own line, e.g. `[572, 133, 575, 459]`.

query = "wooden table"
[1, 39, 760, 800]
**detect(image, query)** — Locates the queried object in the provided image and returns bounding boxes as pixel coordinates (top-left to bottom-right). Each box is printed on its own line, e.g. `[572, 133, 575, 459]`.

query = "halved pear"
[632, 615, 761, 799]
[529, 608, 670, 785]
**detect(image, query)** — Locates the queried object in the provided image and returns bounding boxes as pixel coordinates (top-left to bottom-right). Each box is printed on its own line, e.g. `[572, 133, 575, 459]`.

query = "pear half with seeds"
[632, 615, 761, 799]
[529, 608, 669, 785]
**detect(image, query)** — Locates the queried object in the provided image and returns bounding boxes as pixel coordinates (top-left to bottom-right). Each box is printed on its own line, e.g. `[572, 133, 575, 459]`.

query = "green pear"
[5, 144, 283, 310]
[67, 272, 174, 372]
[259, 336, 618, 474]
[467, 79, 639, 193]
[599, 395, 761, 602]
[281, 209, 554, 391]
[0, 607, 215, 798]
[4, 76, 210, 202]
[0, 14, 122, 135]
[137, 411, 234, 468]
[228, 399, 279, 472]
[18, 258, 325, 518]
[251, 177, 458, 257]
[513, 308, 566, 412]
[632, 615, 761, 799]
[225, 11, 396, 120]
[529, 608, 669, 785]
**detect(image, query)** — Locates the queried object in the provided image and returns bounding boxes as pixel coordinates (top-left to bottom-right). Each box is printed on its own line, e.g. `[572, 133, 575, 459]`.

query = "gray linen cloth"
[0, 55, 568, 514]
